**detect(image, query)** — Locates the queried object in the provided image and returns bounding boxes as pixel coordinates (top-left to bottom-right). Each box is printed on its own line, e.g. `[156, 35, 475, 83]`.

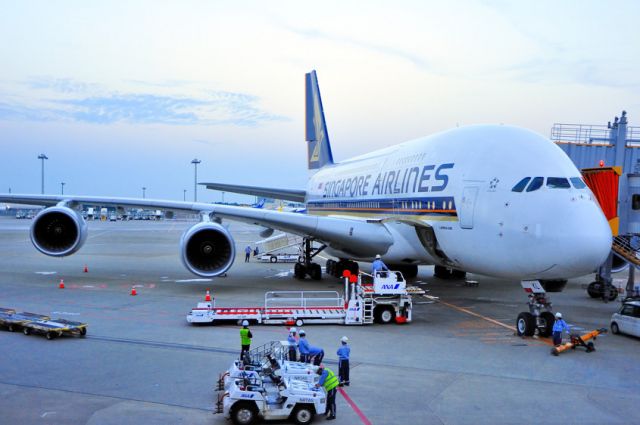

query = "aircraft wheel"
[587, 282, 601, 298]
[294, 263, 307, 279]
[516, 312, 535, 336]
[270, 256, 277, 263]
[538, 311, 555, 337]
[309, 263, 322, 280]
[606, 286, 619, 301]
[23, 327, 30, 336]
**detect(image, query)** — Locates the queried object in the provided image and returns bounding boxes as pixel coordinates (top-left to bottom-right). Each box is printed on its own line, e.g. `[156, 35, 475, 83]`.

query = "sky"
[1, 0, 639, 203]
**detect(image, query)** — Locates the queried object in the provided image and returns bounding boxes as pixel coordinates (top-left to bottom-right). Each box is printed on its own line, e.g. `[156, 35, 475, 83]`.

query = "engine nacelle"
[30, 206, 88, 257]
[180, 222, 236, 277]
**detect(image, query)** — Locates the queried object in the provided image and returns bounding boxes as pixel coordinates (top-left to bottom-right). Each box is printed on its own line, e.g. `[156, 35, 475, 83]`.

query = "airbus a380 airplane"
[0, 71, 612, 286]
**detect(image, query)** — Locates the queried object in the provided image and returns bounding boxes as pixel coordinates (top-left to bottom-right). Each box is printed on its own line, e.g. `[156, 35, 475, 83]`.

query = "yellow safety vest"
[322, 368, 339, 391]
[240, 328, 251, 345]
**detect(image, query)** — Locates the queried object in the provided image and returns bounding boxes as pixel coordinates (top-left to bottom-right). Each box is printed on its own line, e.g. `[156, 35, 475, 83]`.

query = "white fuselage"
[305, 125, 612, 280]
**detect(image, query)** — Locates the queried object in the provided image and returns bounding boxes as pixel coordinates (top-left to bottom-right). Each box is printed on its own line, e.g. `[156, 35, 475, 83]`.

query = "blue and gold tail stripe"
[307, 196, 457, 218]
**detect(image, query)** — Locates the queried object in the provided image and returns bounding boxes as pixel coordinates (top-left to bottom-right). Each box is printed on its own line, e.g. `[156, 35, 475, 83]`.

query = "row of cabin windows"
[511, 177, 587, 193]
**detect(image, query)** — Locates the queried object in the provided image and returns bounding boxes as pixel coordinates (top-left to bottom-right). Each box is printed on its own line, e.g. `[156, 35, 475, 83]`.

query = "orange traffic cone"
[205, 289, 212, 302]
[83, 265, 88, 273]
[130, 286, 137, 296]
[59, 279, 65, 289]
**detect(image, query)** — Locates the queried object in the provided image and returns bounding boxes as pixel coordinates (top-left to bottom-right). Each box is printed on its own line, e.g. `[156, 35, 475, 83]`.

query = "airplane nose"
[555, 204, 612, 276]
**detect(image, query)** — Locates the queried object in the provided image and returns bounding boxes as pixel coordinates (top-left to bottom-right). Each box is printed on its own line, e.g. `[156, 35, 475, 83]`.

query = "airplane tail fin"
[305, 70, 334, 170]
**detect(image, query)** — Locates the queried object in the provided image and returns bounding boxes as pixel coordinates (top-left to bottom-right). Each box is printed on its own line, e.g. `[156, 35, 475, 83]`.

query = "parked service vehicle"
[611, 300, 640, 337]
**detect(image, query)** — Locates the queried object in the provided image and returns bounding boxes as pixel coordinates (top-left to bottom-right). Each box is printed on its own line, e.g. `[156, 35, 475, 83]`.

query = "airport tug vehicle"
[215, 341, 326, 425]
[516, 281, 557, 337]
[188, 270, 421, 326]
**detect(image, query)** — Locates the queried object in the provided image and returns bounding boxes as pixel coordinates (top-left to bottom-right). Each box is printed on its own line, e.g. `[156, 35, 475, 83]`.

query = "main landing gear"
[293, 238, 327, 280]
[433, 265, 466, 280]
[516, 280, 555, 337]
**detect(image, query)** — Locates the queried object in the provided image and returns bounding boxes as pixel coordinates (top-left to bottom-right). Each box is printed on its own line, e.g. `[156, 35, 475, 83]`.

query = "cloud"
[0, 79, 288, 126]
[285, 25, 429, 69]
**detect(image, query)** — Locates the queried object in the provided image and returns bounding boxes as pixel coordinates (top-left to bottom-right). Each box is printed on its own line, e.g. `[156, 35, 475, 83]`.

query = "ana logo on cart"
[240, 394, 255, 398]
[300, 398, 314, 403]
[381, 284, 400, 290]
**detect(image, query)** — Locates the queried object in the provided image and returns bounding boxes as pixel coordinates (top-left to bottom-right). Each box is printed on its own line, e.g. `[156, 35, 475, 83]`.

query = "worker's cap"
[341, 336, 349, 342]
[375, 254, 381, 259]
[242, 320, 249, 326]
[555, 312, 562, 319]
[299, 329, 306, 335]
[289, 327, 297, 333]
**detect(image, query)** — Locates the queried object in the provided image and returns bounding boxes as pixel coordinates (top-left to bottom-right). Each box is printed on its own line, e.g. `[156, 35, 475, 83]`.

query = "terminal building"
[553, 111, 640, 299]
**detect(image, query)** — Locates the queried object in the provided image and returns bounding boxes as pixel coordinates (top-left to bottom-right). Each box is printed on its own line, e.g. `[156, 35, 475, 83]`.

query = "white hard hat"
[242, 320, 249, 326]
[289, 327, 297, 333]
[341, 336, 349, 342]
[555, 312, 562, 319]
[299, 329, 306, 335]
[375, 254, 381, 259]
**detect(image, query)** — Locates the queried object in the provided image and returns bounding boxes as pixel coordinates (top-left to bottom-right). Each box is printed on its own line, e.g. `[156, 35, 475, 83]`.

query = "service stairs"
[612, 235, 640, 267]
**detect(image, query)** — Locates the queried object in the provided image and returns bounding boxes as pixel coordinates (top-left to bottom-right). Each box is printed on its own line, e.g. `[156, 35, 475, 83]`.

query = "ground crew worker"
[245, 246, 251, 262]
[372, 254, 389, 276]
[308, 344, 324, 366]
[315, 365, 339, 420]
[240, 320, 252, 359]
[298, 329, 310, 362]
[287, 327, 298, 361]
[337, 336, 350, 386]
[552, 312, 570, 346]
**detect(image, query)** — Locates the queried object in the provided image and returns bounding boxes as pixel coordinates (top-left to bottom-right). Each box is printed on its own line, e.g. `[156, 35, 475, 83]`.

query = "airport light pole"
[61, 182, 65, 195]
[38, 154, 48, 194]
[191, 158, 201, 202]
[183, 189, 187, 201]
[142, 187, 146, 199]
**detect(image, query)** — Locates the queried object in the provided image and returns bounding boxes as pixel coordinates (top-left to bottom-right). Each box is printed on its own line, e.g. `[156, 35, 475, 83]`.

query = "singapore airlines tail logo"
[310, 85, 325, 164]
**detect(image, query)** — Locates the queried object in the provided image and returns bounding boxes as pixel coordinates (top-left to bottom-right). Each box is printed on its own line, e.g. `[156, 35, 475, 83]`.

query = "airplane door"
[459, 186, 479, 229]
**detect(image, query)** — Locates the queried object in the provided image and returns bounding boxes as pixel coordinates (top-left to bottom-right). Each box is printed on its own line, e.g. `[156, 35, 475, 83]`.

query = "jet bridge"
[553, 111, 640, 300]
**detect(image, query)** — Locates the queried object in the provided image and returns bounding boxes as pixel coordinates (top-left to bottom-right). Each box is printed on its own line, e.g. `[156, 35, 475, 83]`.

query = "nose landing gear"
[516, 281, 555, 337]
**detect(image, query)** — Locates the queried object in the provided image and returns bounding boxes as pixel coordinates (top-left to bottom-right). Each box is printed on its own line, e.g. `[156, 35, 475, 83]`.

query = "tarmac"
[0, 216, 639, 425]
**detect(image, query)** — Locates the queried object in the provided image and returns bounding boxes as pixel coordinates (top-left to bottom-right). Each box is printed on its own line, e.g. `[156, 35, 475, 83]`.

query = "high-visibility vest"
[322, 368, 339, 391]
[240, 328, 251, 345]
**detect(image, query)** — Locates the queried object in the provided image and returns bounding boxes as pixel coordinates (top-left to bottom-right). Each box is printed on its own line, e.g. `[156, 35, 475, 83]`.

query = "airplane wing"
[199, 182, 306, 203]
[0, 193, 393, 275]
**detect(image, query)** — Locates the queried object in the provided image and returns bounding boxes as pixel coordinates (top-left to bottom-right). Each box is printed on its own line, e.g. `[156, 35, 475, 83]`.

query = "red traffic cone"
[205, 289, 212, 302]
[59, 279, 65, 289]
[83, 265, 88, 273]
[130, 286, 137, 296]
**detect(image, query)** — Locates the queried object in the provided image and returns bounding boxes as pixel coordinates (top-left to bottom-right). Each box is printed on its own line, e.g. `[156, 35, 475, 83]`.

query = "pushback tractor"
[215, 341, 326, 425]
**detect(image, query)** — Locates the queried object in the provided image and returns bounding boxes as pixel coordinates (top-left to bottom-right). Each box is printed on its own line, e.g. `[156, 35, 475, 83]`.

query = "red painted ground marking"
[338, 387, 372, 425]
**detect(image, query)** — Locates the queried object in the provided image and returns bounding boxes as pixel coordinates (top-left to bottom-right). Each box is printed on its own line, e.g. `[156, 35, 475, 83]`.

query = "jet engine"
[180, 222, 236, 277]
[30, 206, 88, 256]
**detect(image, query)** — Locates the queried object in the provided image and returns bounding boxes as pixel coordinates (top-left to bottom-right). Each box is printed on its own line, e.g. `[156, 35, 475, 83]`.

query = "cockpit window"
[547, 177, 571, 189]
[511, 177, 531, 192]
[570, 177, 587, 189]
[526, 177, 544, 192]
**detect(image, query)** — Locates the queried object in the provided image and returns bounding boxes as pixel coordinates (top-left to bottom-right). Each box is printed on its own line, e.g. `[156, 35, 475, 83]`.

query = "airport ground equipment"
[187, 271, 421, 326]
[553, 111, 640, 301]
[516, 281, 556, 337]
[255, 233, 304, 264]
[215, 341, 326, 424]
[21, 318, 88, 339]
[0, 308, 87, 339]
[551, 328, 607, 356]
